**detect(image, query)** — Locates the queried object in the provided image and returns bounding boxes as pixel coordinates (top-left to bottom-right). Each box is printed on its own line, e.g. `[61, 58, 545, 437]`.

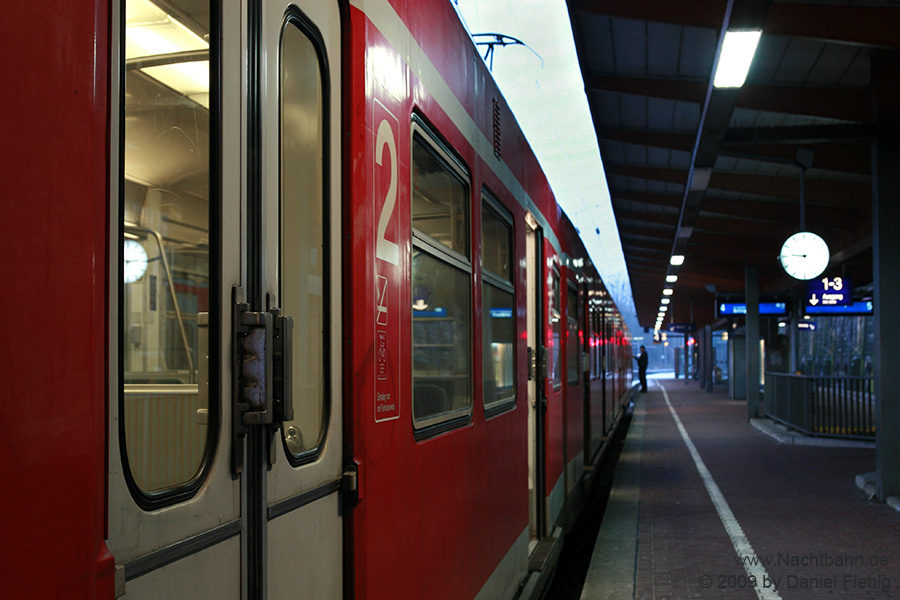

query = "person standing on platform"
[635, 345, 648, 392]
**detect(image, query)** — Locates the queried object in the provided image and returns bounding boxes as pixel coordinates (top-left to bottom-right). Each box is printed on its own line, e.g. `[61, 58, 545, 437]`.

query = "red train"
[1, 0, 633, 598]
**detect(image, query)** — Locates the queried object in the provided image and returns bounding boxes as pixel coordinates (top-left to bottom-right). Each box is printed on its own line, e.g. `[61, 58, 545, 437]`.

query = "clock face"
[779, 231, 829, 280]
[124, 239, 149, 283]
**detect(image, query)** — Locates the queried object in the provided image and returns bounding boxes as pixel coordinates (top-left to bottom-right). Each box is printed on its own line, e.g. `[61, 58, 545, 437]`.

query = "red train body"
[0, 0, 632, 598]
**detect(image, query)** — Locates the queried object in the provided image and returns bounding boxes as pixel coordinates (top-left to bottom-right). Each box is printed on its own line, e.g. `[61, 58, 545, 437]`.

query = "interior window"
[482, 196, 515, 411]
[122, 0, 213, 496]
[279, 14, 327, 460]
[411, 126, 472, 429]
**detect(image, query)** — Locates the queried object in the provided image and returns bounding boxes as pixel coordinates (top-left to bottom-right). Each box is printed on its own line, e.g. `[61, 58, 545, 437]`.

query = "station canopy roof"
[566, 0, 900, 331]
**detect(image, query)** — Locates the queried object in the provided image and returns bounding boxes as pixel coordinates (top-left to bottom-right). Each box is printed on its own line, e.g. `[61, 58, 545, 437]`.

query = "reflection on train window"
[411, 126, 472, 430]
[482, 200, 512, 283]
[550, 272, 561, 388]
[482, 196, 515, 412]
[280, 16, 327, 459]
[122, 0, 212, 497]
[412, 134, 469, 259]
[567, 281, 581, 384]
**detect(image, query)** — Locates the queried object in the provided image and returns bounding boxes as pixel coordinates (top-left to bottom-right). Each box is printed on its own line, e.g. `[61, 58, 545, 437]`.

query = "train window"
[481, 194, 515, 412]
[411, 123, 472, 430]
[482, 199, 512, 283]
[121, 0, 214, 500]
[567, 281, 581, 384]
[550, 271, 562, 388]
[412, 132, 469, 259]
[279, 13, 328, 460]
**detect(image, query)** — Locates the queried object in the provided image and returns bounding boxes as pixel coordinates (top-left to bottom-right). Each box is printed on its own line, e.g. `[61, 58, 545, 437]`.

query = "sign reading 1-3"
[806, 276, 852, 307]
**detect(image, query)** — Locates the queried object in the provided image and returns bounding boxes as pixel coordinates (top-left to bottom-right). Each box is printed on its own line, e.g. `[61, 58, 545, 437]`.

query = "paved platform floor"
[580, 378, 900, 600]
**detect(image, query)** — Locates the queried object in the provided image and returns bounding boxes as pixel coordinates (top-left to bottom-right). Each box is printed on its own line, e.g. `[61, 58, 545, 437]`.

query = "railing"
[764, 373, 875, 440]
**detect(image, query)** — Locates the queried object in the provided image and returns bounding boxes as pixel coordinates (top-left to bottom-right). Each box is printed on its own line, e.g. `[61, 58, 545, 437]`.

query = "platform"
[579, 377, 900, 600]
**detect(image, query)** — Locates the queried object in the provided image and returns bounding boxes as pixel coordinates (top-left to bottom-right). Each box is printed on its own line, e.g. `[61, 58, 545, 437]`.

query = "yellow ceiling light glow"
[126, 0, 210, 108]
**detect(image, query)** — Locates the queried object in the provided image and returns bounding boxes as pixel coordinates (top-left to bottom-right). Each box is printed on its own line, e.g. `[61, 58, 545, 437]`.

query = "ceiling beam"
[718, 144, 870, 175]
[568, 0, 725, 29]
[611, 191, 685, 208]
[765, 4, 900, 50]
[598, 128, 696, 152]
[738, 85, 871, 123]
[588, 76, 870, 122]
[707, 172, 869, 206]
[605, 164, 688, 186]
[615, 209, 681, 227]
[586, 75, 707, 103]
[723, 124, 888, 145]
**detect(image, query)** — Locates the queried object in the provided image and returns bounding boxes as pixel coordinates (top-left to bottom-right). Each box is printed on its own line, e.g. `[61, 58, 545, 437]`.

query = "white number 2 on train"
[375, 118, 399, 266]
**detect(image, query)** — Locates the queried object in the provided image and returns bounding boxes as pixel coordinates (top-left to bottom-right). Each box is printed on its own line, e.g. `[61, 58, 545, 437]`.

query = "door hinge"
[232, 286, 295, 474]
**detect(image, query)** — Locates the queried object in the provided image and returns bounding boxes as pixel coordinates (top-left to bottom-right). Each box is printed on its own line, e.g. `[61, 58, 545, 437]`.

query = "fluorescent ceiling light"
[714, 30, 762, 88]
[670, 255, 685, 266]
[666, 275, 678, 283]
[663, 288, 674, 296]
[126, 0, 210, 108]
[659, 305, 668, 312]
[661, 298, 670, 305]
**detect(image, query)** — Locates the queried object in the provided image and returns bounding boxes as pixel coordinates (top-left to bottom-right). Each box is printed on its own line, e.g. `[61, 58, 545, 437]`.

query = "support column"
[746, 265, 761, 418]
[790, 295, 800, 374]
[706, 325, 714, 393]
[873, 50, 900, 502]
[873, 139, 900, 501]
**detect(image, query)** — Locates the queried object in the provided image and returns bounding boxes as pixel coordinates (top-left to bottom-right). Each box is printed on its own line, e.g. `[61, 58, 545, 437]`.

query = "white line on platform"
[660, 384, 783, 600]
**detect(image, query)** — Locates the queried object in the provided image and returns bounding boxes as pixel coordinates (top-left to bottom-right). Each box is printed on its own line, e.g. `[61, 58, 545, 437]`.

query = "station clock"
[778, 231, 829, 280]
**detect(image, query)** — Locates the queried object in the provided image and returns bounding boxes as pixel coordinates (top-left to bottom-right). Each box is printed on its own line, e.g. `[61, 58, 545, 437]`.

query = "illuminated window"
[550, 272, 562, 388]
[411, 122, 472, 430]
[481, 194, 515, 412]
[567, 281, 581, 384]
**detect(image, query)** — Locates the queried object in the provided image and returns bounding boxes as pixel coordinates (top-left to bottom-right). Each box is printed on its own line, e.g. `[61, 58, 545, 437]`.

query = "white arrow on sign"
[809, 294, 819, 306]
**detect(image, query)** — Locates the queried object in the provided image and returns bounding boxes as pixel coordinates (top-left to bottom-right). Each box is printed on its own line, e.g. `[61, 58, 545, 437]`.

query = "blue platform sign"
[806, 276, 852, 307]
[666, 322, 696, 333]
[718, 301, 787, 316]
[805, 300, 873, 315]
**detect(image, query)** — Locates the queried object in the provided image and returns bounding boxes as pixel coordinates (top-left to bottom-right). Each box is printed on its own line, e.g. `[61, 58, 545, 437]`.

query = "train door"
[109, 1, 343, 598]
[255, 1, 343, 596]
[525, 214, 546, 549]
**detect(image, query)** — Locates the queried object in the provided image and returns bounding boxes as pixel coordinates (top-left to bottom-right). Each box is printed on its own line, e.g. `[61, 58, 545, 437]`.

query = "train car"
[0, 0, 633, 598]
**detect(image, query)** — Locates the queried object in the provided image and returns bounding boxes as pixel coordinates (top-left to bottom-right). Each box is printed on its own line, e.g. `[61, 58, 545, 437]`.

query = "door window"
[550, 272, 561, 388]
[279, 14, 328, 460]
[121, 0, 214, 501]
[567, 281, 581, 384]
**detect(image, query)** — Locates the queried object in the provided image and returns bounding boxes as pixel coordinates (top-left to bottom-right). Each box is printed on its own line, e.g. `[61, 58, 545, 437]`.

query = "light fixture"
[670, 255, 685, 266]
[659, 305, 668, 312]
[126, 0, 210, 108]
[666, 275, 678, 283]
[663, 288, 674, 296]
[661, 298, 670, 305]
[713, 30, 762, 88]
